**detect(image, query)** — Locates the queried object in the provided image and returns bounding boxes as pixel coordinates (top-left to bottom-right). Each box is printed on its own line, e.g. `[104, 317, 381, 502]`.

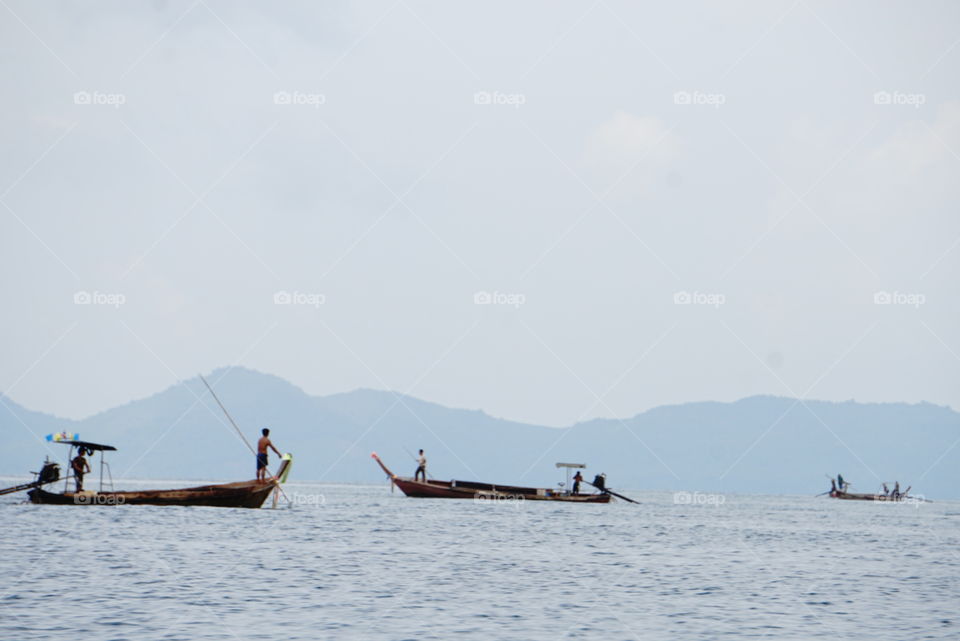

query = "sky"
[1, 1, 958, 427]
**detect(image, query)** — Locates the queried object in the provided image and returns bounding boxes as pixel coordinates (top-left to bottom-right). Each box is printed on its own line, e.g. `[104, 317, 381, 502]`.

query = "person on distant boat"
[830, 478, 838, 494]
[257, 428, 281, 482]
[892, 481, 900, 499]
[837, 474, 846, 491]
[415, 449, 427, 482]
[572, 471, 583, 495]
[71, 449, 91, 492]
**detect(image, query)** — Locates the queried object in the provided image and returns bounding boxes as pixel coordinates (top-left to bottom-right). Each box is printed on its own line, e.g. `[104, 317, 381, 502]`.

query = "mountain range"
[2, 367, 957, 498]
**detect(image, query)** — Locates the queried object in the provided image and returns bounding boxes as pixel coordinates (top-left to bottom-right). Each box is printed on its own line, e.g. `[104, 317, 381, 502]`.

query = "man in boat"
[572, 471, 583, 495]
[837, 473, 846, 492]
[71, 448, 91, 492]
[415, 449, 427, 482]
[892, 481, 900, 499]
[256, 428, 281, 482]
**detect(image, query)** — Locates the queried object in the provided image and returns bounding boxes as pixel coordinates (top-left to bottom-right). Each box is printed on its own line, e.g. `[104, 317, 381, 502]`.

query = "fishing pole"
[199, 374, 291, 506]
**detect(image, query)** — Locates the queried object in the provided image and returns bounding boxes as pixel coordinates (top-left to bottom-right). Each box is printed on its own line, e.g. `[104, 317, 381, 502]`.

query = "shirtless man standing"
[257, 428, 281, 482]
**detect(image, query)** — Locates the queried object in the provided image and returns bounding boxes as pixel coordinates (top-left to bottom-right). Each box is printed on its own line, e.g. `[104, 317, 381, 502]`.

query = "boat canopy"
[53, 440, 117, 452]
[555, 462, 585, 469]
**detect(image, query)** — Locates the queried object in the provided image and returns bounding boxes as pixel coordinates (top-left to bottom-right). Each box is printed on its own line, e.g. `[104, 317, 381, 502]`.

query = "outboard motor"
[38, 460, 60, 484]
[592, 474, 606, 491]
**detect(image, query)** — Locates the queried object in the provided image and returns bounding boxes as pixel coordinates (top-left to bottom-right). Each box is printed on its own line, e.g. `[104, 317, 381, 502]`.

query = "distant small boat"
[824, 477, 923, 502]
[22, 438, 292, 509]
[371, 453, 613, 503]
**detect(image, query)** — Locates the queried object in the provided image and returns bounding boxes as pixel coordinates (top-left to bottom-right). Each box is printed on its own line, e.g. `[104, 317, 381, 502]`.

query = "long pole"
[199, 375, 290, 505]
[584, 480, 638, 504]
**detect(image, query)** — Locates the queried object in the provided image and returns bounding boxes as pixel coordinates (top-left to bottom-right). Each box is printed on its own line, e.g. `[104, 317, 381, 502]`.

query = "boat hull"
[829, 491, 905, 502]
[27, 480, 277, 509]
[392, 476, 611, 503]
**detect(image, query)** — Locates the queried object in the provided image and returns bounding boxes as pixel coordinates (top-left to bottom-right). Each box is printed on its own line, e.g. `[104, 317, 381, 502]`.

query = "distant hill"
[2, 367, 958, 498]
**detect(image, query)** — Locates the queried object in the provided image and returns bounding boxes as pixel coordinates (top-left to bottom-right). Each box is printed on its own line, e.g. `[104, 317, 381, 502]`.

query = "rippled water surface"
[2, 481, 958, 640]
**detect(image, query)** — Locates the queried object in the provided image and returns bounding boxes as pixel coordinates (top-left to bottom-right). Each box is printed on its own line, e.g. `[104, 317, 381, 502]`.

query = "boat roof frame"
[54, 440, 117, 452]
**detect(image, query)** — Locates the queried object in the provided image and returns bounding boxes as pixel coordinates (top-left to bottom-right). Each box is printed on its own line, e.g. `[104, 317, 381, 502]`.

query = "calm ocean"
[2, 481, 957, 640]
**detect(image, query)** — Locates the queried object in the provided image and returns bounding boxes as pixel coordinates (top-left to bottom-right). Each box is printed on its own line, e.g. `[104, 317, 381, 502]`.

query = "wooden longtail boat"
[371, 453, 612, 503]
[28, 480, 279, 508]
[23, 439, 292, 509]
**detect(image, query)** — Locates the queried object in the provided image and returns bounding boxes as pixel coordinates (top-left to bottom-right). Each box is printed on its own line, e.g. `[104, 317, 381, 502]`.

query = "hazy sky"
[2, 1, 958, 426]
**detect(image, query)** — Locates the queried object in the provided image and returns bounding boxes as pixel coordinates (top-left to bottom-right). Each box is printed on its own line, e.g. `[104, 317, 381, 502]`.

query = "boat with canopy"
[371, 453, 636, 503]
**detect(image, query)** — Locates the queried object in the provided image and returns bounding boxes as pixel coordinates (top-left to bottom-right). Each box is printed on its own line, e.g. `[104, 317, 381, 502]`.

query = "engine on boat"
[592, 474, 606, 490]
[37, 461, 60, 485]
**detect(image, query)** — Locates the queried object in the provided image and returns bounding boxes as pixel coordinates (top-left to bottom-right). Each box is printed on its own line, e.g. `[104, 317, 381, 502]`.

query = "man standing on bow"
[257, 428, 281, 482]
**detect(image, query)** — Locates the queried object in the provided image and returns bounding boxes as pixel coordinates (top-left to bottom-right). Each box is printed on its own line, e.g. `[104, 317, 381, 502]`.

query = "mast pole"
[199, 374, 290, 504]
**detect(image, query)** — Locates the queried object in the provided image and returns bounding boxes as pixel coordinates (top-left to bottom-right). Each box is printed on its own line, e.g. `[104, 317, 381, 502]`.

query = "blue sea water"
[1, 480, 958, 640]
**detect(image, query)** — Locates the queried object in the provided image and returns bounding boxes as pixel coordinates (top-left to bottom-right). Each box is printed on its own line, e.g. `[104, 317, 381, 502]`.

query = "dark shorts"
[257, 453, 268, 469]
